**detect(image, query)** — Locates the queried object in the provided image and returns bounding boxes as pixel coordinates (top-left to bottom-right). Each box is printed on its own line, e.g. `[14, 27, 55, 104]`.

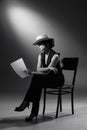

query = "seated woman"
[14, 34, 65, 121]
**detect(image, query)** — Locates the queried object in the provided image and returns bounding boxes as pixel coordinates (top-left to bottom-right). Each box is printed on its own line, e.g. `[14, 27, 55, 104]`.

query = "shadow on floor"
[0, 114, 54, 129]
[0, 112, 73, 129]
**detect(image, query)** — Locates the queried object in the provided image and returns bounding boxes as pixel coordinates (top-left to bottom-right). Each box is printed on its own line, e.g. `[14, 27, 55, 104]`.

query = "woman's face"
[39, 44, 46, 52]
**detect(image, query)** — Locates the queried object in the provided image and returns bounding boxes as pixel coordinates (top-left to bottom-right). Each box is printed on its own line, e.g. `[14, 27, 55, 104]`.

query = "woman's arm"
[37, 54, 51, 73]
[37, 54, 60, 74]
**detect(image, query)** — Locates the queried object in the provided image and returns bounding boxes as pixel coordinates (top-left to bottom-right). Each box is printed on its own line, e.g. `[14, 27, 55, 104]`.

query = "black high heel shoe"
[25, 113, 38, 122]
[14, 101, 30, 112]
[25, 102, 39, 122]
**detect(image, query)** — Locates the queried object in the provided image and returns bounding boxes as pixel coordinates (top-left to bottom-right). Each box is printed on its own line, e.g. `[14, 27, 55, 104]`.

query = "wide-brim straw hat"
[33, 34, 54, 48]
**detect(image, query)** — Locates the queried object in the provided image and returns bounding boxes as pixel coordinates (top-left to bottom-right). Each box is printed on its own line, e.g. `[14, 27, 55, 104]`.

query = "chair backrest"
[62, 57, 79, 86]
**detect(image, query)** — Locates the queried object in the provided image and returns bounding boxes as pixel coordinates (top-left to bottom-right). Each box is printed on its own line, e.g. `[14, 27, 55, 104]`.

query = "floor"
[0, 95, 87, 130]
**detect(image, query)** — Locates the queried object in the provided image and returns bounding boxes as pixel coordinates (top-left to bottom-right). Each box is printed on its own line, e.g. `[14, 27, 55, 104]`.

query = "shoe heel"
[25, 114, 38, 122]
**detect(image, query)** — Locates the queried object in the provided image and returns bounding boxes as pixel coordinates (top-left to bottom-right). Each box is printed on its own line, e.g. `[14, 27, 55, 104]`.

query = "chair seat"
[46, 85, 73, 95]
[62, 84, 74, 89]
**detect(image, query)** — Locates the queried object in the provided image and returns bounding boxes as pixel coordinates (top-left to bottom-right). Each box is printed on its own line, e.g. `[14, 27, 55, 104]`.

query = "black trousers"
[24, 73, 64, 114]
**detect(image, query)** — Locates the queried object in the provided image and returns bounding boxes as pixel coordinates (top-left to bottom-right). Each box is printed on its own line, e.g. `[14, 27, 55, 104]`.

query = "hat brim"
[33, 38, 54, 46]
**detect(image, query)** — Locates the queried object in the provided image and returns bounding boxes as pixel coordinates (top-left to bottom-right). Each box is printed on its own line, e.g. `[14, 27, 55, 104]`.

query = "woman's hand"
[49, 67, 58, 74]
[23, 69, 32, 75]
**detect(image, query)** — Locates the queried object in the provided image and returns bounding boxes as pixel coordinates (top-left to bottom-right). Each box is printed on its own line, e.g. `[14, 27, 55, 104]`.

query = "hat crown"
[33, 34, 54, 48]
[36, 34, 49, 41]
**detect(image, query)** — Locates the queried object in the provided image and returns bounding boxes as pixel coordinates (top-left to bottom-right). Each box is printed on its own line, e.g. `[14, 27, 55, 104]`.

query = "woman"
[14, 34, 65, 121]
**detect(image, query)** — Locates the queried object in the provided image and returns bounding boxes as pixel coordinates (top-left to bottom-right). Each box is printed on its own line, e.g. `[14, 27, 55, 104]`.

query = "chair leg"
[43, 89, 46, 115]
[56, 89, 61, 118]
[60, 95, 62, 112]
[71, 88, 74, 114]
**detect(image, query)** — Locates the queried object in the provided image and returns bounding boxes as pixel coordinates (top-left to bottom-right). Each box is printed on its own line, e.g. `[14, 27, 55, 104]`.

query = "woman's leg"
[24, 75, 43, 102]
[15, 75, 42, 113]
[15, 73, 64, 115]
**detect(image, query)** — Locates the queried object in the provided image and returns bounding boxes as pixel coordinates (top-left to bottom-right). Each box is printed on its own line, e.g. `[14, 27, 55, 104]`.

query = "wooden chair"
[42, 57, 79, 118]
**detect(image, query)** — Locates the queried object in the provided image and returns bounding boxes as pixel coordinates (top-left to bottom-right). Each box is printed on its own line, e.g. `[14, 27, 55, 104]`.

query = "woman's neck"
[44, 48, 51, 55]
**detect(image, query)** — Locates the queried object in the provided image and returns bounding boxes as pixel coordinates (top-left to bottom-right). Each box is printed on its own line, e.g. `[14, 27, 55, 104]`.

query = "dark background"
[0, 0, 87, 98]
